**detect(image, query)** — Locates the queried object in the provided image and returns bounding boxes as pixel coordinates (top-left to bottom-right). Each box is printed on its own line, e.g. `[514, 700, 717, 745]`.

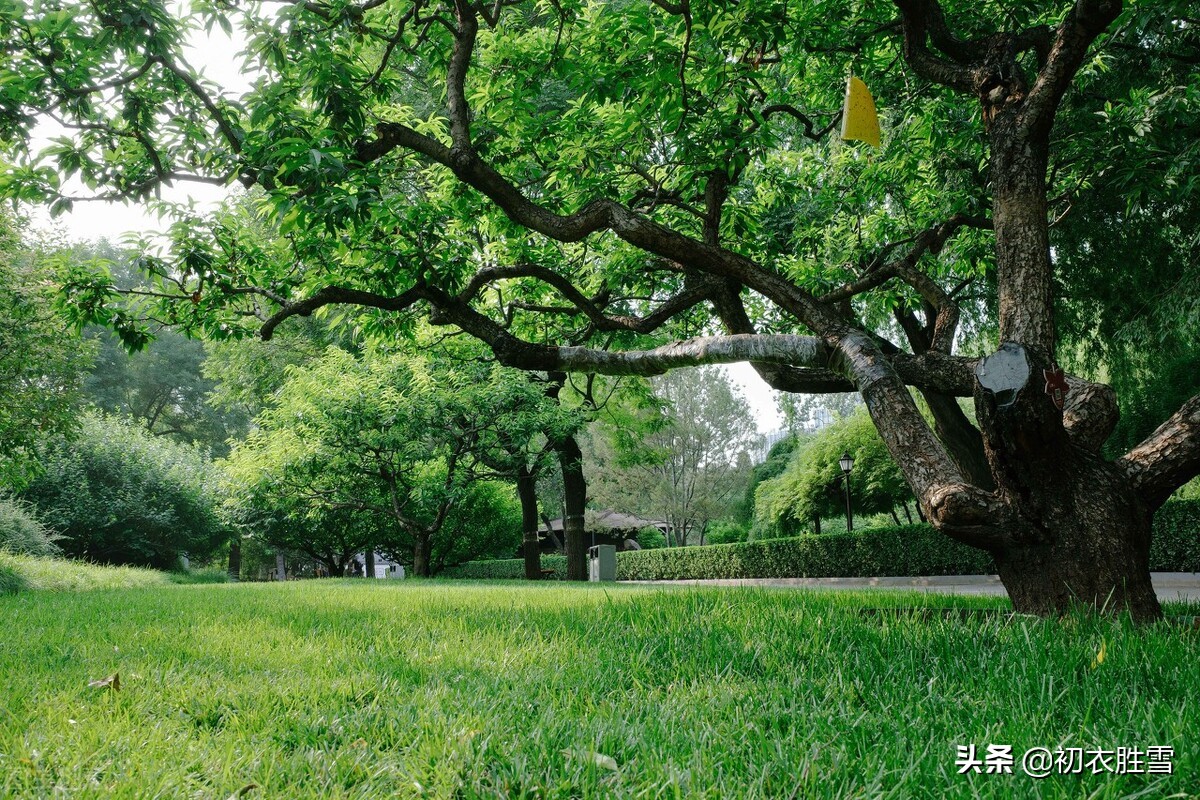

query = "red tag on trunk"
[1043, 366, 1068, 411]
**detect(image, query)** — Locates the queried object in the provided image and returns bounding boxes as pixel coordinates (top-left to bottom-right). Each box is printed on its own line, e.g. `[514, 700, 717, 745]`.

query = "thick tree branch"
[1021, 0, 1123, 140]
[1062, 377, 1119, 451]
[892, 0, 979, 91]
[1118, 394, 1200, 509]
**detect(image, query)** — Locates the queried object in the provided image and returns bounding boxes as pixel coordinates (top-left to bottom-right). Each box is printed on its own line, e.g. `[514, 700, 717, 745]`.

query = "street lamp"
[838, 452, 855, 533]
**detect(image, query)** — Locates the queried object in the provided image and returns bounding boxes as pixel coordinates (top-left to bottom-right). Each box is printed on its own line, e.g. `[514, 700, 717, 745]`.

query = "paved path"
[626, 573, 1200, 603]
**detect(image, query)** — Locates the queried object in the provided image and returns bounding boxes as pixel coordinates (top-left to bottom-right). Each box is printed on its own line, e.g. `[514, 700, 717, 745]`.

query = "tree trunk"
[988, 459, 1159, 621]
[365, 547, 375, 579]
[227, 535, 241, 582]
[413, 535, 431, 577]
[275, 551, 287, 581]
[813, 515, 820, 536]
[555, 433, 588, 581]
[517, 465, 541, 579]
[969, 346, 1162, 621]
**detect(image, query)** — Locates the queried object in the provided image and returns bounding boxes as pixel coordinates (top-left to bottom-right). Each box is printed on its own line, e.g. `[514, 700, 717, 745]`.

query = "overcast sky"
[24, 16, 785, 433]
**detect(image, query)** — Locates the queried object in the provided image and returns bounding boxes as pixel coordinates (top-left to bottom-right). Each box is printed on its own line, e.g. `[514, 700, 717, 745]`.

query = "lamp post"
[838, 452, 855, 533]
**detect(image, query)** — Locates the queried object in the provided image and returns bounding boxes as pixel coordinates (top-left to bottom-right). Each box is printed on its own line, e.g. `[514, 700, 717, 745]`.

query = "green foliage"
[0, 551, 172, 593]
[617, 505, 1200, 580]
[224, 344, 558, 573]
[737, 434, 799, 524]
[441, 555, 569, 580]
[616, 526, 996, 581]
[588, 367, 759, 546]
[84, 326, 249, 456]
[704, 520, 749, 545]
[0, 218, 91, 487]
[20, 413, 226, 569]
[755, 410, 912, 536]
[0, 494, 60, 557]
[1150, 500, 1200, 574]
[636, 526, 668, 550]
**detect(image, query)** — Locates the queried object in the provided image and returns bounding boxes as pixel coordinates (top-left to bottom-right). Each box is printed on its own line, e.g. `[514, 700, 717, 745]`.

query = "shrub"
[616, 525, 996, 581]
[1151, 500, 1200, 572]
[20, 413, 226, 569]
[441, 504, 1200, 584]
[441, 555, 568, 580]
[704, 520, 748, 545]
[0, 558, 24, 594]
[0, 494, 61, 557]
[636, 526, 667, 549]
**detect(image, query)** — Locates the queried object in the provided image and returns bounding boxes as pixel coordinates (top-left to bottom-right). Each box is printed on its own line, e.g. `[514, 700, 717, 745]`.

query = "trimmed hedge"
[440, 555, 568, 580]
[1151, 499, 1200, 572]
[616, 525, 995, 581]
[442, 502, 1200, 582]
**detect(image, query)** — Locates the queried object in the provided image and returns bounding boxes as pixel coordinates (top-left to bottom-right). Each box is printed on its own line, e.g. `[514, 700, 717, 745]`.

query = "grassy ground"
[0, 553, 228, 594]
[1, 581, 1197, 799]
[0, 552, 173, 593]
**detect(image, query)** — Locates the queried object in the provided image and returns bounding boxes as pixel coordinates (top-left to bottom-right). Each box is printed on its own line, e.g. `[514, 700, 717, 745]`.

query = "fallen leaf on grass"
[1090, 639, 1107, 670]
[562, 749, 619, 771]
[88, 672, 119, 691]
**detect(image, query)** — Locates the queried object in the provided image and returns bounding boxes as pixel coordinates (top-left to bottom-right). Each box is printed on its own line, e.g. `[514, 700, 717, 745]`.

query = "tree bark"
[517, 464, 541, 579]
[969, 345, 1162, 620]
[554, 434, 588, 581]
[413, 535, 431, 578]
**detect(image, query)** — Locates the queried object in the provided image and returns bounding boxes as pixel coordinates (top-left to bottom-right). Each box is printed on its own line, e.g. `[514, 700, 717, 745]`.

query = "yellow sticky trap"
[841, 76, 881, 147]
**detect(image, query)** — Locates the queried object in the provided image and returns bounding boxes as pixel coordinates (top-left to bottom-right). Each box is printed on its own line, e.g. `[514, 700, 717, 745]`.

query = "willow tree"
[3, 0, 1198, 618]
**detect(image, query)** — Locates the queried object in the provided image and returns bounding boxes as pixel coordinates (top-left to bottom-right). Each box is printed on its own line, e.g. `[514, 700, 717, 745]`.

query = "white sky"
[25, 17, 785, 433]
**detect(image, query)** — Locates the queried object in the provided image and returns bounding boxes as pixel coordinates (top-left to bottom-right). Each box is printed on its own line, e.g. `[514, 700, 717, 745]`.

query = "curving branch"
[1118, 394, 1200, 510]
[820, 213, 991, 353]
[1021, 0, 1123, 140]
[892, 0, 980, 91]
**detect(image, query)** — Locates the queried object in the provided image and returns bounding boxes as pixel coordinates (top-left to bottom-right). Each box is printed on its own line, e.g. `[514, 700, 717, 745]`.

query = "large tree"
[3, 0, 1198, 618]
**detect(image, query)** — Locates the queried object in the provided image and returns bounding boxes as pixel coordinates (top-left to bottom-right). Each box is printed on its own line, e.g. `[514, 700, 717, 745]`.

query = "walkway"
[627, 573, 1200, 603]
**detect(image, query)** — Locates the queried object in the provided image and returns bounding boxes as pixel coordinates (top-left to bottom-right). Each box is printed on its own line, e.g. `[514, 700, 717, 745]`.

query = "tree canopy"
[2, 0, 1198, 617]
[223, 344, 560, 574]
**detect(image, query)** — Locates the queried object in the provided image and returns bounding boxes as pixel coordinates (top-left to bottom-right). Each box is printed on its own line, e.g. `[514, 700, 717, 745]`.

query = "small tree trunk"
[813, 515, 821, 536]
[227, 535, 241, 582]
[517, 465, 541, 580]
[554, 433, 588, 581]
[275, 551, 287, 581]
[365, 548, 375, 579]
[413, 535, 431, 577]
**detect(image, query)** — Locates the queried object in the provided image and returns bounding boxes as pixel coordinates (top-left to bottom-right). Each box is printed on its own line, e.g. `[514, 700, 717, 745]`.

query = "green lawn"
[0, 581, 1196, 799]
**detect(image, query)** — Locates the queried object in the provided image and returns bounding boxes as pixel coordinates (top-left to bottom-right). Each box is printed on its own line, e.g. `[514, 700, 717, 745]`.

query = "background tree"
[20, 413, 226, 569]
[588, 366, 760, 545]
[4, 1, 1200, 618]
[84, 326, 249, 455]
[755, 408, 917, 537]
[224, 346, 539, 575]
[0, 217, 90, 487]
